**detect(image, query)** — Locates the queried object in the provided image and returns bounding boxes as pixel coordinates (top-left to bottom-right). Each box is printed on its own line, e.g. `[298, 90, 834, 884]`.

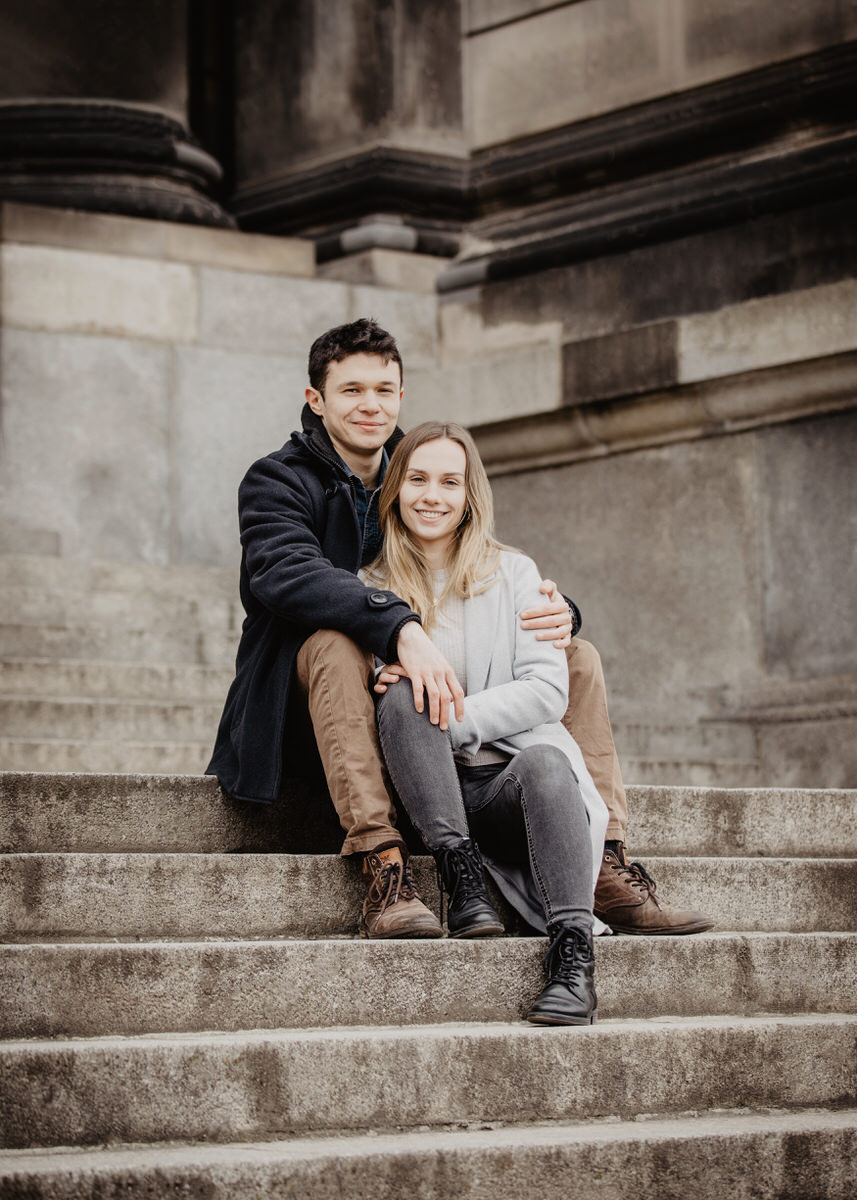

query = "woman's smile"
[398, 439, 468, 564]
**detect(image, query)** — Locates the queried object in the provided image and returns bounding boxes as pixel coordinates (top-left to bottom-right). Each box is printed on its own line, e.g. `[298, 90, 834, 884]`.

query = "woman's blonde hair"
[367, 421, 503, 629]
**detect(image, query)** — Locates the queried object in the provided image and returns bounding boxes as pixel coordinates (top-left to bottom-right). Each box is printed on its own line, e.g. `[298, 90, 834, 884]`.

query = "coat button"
[369, 591, 389, 605]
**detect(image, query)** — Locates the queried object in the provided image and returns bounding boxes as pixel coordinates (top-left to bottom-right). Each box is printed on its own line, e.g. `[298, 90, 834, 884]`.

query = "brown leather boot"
[594, 847, 714, 935]
[360, 851, 444, 939]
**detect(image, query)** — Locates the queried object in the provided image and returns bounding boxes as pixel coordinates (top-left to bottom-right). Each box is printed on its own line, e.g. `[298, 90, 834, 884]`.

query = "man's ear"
[306, 387, 324, 417]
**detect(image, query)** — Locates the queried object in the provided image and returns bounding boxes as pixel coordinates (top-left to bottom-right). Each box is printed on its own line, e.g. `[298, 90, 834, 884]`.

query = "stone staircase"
[1, 771, 856, 1197]
[1, 551, 856, 1195]
[0, 555, 238, 774]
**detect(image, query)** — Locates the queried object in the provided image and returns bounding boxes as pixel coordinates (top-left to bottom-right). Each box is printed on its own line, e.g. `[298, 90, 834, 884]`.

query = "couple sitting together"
[208, 318, 713, 1028]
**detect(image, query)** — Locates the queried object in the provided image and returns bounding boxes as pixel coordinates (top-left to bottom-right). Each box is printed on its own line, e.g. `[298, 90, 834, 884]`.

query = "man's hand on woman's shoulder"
[520, 578, 574, 649]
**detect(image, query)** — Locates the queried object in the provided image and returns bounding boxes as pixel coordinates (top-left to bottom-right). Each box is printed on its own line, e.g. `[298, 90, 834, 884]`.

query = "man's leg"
[564, 638, 713, 936]
[562, 638, 627, 842]
[295, 629, 442, 938]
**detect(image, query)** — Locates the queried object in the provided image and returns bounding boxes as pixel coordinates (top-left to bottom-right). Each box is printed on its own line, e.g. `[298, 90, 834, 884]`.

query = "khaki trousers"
[562, 638, 627, 842]
[295, 629, 402, 857]
[296, 630, 628, 856]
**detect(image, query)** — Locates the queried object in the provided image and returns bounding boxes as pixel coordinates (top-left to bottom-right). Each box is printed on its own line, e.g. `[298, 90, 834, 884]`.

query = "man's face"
[306, 353, 402, 464]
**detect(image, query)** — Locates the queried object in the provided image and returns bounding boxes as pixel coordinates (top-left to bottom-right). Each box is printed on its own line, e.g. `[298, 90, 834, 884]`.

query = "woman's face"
[397, 437, 468, 558]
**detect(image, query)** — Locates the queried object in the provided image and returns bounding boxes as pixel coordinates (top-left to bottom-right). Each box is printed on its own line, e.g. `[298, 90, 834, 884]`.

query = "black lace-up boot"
[526, 923, 597, 1025]
[434, 838, 504, 938]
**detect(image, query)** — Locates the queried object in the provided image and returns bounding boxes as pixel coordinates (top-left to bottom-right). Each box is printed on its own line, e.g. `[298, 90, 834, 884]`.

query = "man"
[208, 318, 711, 939]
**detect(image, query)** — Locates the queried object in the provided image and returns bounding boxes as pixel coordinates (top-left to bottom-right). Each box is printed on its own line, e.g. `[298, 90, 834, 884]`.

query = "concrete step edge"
[2, 773, 855, 859]
[2, 1014, 856, 1151]
[2, 1107, 856, 1199]
[3, 853, 856, 939]
[2, 932, 855, 1038]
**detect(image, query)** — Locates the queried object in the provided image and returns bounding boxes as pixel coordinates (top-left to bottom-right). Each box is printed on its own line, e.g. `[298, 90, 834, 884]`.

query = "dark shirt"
[337, 450, 389, 566]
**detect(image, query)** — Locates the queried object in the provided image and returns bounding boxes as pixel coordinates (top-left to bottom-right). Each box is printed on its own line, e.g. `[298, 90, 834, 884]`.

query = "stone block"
[171, 347, 308, 566]
[756, 717, 857, 790]
[468, 0, 675, 148]
[317, 248, 446, 292]
[678, 280, 857, 384]
[465, 1, 569, 34]
[1, 202, 167, 257]
[162, 223, 314, 276]
[490, 431, 764, 720]
[563, 322, 679, 404]
[476, 196, 857, 346]
[682, 0, 857, 88]
[197, 269, 348, 355]
[0, 330, 171, 562]
[1, 244, 197, 342]
[349, 285, 438, 367]
[759, 409, 857, 680]
[405, 342, 561, 428]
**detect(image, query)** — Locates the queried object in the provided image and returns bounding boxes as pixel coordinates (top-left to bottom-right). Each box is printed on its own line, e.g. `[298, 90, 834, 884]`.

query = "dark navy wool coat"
[207, 405, 417, 804]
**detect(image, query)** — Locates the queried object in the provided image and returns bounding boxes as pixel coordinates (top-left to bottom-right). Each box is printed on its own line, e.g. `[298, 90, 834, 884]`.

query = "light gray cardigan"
[446, 550, 609, 919]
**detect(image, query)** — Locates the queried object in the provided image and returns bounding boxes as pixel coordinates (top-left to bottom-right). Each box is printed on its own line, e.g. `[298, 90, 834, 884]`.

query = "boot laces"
[366, 857, 403, 909]
[399, 859, 420, 901]
[544, 926, 593, 981]
[435, 841, 485, 926]
[608, 853, 662, 909]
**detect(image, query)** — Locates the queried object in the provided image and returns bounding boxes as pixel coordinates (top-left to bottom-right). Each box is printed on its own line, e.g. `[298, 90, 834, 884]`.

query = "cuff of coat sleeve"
[447, 705, 479, 755]
[564, 596, 583, 638]
[387, 613, 422, 663]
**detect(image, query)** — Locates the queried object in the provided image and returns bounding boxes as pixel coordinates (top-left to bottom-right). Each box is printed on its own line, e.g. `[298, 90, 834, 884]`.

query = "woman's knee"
[376, 678, 436, 737]
[514, 744, 577, 791]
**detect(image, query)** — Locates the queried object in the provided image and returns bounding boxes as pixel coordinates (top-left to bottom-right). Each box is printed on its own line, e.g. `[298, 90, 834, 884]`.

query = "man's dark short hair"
[308, 318, 403, 394]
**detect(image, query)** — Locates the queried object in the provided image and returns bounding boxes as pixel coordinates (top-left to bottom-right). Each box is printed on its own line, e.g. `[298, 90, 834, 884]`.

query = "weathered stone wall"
[464, 0, 857, 147]
[0, 203, 436, 567]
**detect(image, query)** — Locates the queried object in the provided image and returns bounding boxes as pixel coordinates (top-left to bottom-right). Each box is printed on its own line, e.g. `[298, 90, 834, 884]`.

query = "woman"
[365, 421, 608, 1026]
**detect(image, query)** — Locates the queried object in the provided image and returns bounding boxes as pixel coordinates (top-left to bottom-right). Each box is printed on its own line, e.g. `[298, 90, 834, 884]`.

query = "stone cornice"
[229, 42, 857, 267]
[472, 350, 857, 476]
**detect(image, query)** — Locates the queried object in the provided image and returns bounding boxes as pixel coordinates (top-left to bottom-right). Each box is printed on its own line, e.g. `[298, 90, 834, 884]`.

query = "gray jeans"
[376, 683, 593, 931]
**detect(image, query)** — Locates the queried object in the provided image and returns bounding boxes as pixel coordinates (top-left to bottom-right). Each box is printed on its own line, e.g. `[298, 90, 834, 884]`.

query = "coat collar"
[293, 403, 404, 478]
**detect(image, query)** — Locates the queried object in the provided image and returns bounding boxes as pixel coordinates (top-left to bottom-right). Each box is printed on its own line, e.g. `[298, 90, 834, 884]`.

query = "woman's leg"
[461, 744, 593, 932]
[375, 681, 469, 850]
[375, 683, 504, 937]
[462, 745, 598, 1025]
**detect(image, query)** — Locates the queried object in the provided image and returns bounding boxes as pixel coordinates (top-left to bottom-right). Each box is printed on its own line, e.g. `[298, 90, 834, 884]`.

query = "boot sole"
[601, 920, 715, 936]
[526, 1009, 598, 1026]
[360, 927, 445, 939]
[449, 921, 505, 938]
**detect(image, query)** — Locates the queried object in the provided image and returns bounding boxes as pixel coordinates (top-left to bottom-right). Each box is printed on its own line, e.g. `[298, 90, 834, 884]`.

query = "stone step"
[0, 772, 340, 855]
[0, 739, 212, 775]
[4, 774, 855, 859]
[622, 756, 766, 788]
[1, 1014, 855, 1150]
[0, 555, 236, 601]
[3, 853, 856, 940]
[2, 1109, 855, 1200]
[613, 719, 758, 761]
[0, 696, 222, 741]
[2, 585, 240, 635]
[627, 783, 857, 858]
[0, 621, 237, 666]
[2, 932, 854, 1039]
[0, 658, 233, 702]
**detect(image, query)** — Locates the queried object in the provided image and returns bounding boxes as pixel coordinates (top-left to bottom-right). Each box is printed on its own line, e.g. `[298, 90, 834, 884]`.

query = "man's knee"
[296, 628, 373, 690]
